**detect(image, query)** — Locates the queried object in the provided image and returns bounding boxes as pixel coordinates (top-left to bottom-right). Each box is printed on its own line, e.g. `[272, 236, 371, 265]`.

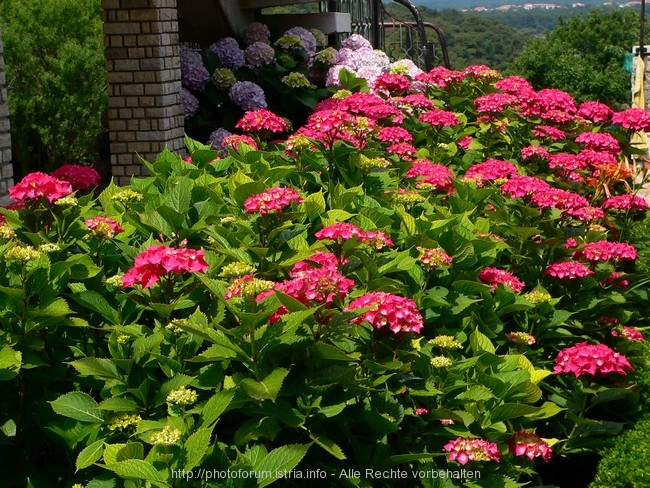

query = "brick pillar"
[102, 0, 185, 185]
[0, 26, 13, 203]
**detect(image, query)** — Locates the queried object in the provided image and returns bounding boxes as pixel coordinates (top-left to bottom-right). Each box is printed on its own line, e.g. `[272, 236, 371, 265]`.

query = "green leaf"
[50, 392, 104, 423]
[97, 397, 139, 412]
[70, 291, 120, 325]
[311, 343, 360, 362]
[255, 444, 311, 487]
[105, 459, 166, 482]
[69, 358, 121, 380]
[0, 345, 22, 381]
[489, 403, 540, 423]
[201, 389, 235, 427]
[452, 280, 493, 295]
[240, 368, 289, 402]
[455, 386, 495, 402]
[184, 427, 213, 471]
[116, 442, 144, 462]
[76, 439, 104, 471]
[165, 180, 192, 215]
[308, 432, 347, 460]
[470, 328, 496, 354]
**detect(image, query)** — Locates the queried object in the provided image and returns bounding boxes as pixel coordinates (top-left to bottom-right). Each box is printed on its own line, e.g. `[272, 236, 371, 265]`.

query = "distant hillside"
[412, 0, 637, 10]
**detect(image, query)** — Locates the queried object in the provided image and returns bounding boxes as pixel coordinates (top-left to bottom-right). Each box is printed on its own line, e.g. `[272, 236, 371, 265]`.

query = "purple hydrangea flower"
[341, 34, 373, 51]
[245, 42, 275, 68]
[208, 128, 232, 153]
[283, 27, 317, 55]
[181, 88, 199, 119]
[209, 37, 246, 70]
[180, 46, 210, 91]
[244, 22, 271, 46]
[229, 81, 267, 111]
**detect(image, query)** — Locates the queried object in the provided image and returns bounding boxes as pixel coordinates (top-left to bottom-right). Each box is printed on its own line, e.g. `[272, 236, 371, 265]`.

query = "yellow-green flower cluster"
[431, 356, 453, 368]
[219, 261, 257, 278]
[212, 67, 237, 90]
[116, 334, 130, 345]
[282, 72, 313, 89]
[220, 216, 236, 225]
[166, 318, 189, 333]
[166, 385, 198, 406]
[108, 413, 141, 431]
[333, 89, 352, 100]
[523, 290, 552, 304]
[0, 224, 16, 240]
[39, 243, 61, 253]
[150, 424, 182, 446]
[429, 335, 463, 350]
[72, 484, 85, 488]
[54, 195, 78, 207]
[391, 190, 425, 206]
[105, 274, 124, 288]
[506, 331, 536, 346]
[112, 189, 143, 204]
[351, 154, 391, 171]
[313, 47, 337, 64]
[5, 245, 42, 263]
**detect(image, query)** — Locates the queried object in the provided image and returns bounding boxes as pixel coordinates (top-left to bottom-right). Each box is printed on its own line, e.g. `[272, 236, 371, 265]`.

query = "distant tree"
[508, 8, 640, 105]
[1, 0, 107, 177]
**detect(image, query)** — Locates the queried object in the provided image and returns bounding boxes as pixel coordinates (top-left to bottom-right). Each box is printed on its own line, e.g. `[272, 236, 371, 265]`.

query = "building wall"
[0, 26, 13, 203]
[102, 0, 185, 185]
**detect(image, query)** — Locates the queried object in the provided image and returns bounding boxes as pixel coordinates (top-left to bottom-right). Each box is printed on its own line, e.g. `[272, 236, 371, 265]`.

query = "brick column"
[102, 0, 185, 185]
[0, 26, 13, 203]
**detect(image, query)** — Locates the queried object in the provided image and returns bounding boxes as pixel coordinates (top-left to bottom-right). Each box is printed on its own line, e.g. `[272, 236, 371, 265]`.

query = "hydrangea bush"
[181, 22, 334, 146]
[1, 60, 649, 488]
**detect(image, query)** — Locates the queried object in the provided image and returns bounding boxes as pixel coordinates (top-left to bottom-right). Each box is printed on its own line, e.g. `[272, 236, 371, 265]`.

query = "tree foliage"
[509, 8, 640, 105]
[0, 0, 107, 176]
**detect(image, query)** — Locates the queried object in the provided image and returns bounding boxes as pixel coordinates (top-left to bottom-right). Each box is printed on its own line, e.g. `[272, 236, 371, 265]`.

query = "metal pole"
[642, 0, 646, 58]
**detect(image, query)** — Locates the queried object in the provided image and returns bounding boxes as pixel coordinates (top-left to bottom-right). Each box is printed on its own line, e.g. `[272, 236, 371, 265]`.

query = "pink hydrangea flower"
[506, 331, 537, 346]
[544, 261, 593, 279]
[415, 66, 464, 88]
[444, 437, 501, 465]
[574, 132, 621, 154]
[373, 73, 412, 94]
[532, 125, 566, 141]
[417, 246, 453, 271]
[414, 407, 429, 415]
[406, 159, 455, 193]
[500, 175, 550, 198]
[612, 107, 650, 132]
[603, 194, 649, 211]
[418, 109, 461, 127]
[51, 164, 102, 190]
[386, 142, 417, 159]
[478, 267, 525, 293]
[577, 101, 613, 123]
[243, 187, 303, 215]
[235, 109, 290, 134]
[122, 245, 209, 288]
[553, 342, 633, 376]
[315, 222, 364, 242]
[346, 291, 424, 334]
[463, 159, 518, 186]
[9, 172, 73, 203]
[530, 188, 589, 210]
[507, 431, 552, 462]
[474, 93, 518, 114]
[377, 126, 413, 144]
[563, 206, 605, 221]
[572, 241, 638, 262]
[85, 216, 124, 238]
[223, 134, 259, 151]
[611, 326, 645, 342]
[458, 136, 473, 149]
[521, 145, 550, 161]
[548, 153, 588, 172]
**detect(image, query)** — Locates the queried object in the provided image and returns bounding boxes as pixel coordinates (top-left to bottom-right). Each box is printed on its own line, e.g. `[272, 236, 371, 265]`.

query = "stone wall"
[0, 26, 13, 203]
[102, 0, 185, 185]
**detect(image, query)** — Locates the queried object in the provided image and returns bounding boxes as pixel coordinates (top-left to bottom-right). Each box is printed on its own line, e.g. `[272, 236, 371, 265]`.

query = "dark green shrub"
[0, 0, 107, 177]
[590, 417, 650, 488]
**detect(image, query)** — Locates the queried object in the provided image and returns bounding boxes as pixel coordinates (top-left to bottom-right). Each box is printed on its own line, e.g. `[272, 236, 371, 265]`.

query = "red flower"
[9, 172, 73, 203]
[478, 267, 524, 293]
[346, 291, 424, 334]
[500, 175, 550, 198]
[544, 261, 593, 279]
[604, 194, 649, 211]
[464, 159, 518, 186]
[243, 187, 303, 215]
[235, 109, 290, 134]
[444, 437, 501, 465]
[406, 159, 455, 193]
[554, 342, 633, 377]
[577, 101, 613, 123]
[85, 216, 124, 238]
[612, 326, 644, 342]
[51, 164, 102, 190]
[574, 132, 620, 154]
[418, 109, 461, 128]
[315, 222, 364, 242]
[507, 431, 552, 462]
[612, 107, 650, 132]
[122, 245, 209, 288]
[572, 241, 637, 262]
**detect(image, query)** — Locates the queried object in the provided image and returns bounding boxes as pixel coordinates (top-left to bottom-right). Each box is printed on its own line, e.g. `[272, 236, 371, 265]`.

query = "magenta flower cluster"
[122, 245, 210, 288]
